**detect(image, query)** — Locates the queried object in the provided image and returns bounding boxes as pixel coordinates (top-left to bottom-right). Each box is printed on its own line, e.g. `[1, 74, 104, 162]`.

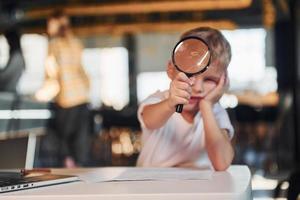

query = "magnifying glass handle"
[176, 104, 183, 113]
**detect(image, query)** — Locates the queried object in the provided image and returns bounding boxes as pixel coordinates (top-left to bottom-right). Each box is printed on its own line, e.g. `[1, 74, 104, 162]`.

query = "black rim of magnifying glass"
[171, 36, 211, 77]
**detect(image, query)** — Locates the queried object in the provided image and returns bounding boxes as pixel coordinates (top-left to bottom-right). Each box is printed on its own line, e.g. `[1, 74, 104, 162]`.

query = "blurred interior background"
[0, 0, 299, 199]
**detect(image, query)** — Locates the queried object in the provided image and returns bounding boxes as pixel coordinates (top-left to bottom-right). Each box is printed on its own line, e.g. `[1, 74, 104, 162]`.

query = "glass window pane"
[137, 72, 170, 102]
[82, 47, 129, 110]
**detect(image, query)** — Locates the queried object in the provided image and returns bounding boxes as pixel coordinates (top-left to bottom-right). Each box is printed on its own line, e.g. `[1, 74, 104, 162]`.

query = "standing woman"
[36, 10, 91, 168]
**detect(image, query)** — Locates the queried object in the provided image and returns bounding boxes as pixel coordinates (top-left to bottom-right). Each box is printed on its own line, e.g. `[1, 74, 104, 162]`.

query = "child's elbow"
[213, 162, 231, 171]
[213, 153, 234, 171]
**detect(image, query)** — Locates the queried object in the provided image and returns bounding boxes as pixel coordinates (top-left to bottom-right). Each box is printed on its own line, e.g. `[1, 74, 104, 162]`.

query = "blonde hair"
[181, 27, 231, 69]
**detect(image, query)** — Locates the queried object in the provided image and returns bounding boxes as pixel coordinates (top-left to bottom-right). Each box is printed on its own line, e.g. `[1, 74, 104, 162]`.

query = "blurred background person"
[35, 10, 91, 168]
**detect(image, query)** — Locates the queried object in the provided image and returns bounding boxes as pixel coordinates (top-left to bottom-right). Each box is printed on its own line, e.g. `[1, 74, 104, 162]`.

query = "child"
[137, 27, 234, 171]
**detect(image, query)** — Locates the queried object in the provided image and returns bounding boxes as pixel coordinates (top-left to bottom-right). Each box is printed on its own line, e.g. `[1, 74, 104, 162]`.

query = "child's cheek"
[204, 82, 217, 94]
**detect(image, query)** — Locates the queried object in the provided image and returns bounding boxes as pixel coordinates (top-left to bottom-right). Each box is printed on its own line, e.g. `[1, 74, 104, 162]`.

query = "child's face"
[182, 61, 225, 112]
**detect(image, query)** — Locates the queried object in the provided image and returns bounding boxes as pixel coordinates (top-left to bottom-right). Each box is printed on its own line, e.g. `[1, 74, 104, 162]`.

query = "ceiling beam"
[25, 0, 252, 19]
[24, 20, 237, 36]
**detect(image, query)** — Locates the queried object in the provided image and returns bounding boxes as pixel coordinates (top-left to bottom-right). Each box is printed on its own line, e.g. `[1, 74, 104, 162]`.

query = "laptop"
[0, 173, 79, 193]
[0, 132, 79, 193]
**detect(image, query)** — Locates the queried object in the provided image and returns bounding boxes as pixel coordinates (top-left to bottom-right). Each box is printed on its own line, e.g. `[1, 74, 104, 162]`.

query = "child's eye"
[205, 79, 216, 84]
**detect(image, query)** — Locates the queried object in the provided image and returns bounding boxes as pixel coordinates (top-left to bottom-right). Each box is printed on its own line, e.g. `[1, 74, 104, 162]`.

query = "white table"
[1, 165, 252, 200]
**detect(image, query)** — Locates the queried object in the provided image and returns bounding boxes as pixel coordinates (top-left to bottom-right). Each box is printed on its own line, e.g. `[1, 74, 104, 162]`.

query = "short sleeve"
[213, 104, 234, 139]
[137, 91, 165, 130]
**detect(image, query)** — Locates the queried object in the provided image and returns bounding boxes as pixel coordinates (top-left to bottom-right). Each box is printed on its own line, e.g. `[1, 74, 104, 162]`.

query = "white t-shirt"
[137, 90, 234, 169]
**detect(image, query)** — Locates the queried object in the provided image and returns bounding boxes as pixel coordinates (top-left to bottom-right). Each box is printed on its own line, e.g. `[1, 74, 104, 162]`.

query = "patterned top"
[42, 36, 89, 108]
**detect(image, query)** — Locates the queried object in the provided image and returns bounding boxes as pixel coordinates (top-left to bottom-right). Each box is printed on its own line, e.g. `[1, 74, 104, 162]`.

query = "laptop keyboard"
[0, 174, 79, 193]
[1, 174, 78, 186]
[0, 177, 30, 186]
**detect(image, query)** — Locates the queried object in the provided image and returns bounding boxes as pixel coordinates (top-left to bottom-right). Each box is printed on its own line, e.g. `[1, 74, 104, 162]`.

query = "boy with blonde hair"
[137, 27, 234, 171]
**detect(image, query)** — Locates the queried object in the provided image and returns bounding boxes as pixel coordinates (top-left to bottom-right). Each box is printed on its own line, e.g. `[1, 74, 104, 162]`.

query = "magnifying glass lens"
[173, 38, 210, 74]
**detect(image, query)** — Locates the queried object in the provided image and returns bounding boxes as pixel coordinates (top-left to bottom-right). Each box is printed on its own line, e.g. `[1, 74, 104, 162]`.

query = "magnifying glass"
[172, 36, 211, 113]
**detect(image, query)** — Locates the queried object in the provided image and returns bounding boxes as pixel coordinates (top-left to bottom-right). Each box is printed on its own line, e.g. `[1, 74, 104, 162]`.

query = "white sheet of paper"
[76, 167, 212, 183]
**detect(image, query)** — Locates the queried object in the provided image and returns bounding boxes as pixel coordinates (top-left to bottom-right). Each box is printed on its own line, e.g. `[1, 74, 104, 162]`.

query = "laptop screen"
[0, 137, 27, 169]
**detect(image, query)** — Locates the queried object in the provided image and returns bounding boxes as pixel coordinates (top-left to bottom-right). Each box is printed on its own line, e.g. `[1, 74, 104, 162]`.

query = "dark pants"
[53, 103, 90, 166]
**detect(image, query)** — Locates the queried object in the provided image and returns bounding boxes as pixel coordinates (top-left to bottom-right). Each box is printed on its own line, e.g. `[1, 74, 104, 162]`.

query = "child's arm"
[199, 73, 234, 171]
[142, 72, 193, 130]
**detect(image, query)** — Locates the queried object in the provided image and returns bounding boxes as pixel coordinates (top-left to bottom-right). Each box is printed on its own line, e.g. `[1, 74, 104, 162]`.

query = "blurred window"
[222, 28, 277, 94]
[137, 72, 170, 102]
[82, 47, 129, 110]
[221, 29, 278, 108]
[0, 36, 9, 67]
[0, 34, 48, 94]
[18, 34, 48, 94]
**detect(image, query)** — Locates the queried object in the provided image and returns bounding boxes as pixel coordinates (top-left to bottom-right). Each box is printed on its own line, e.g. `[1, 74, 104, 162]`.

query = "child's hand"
[199, 72, 228, 108]
[167, 72, 194, 109]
